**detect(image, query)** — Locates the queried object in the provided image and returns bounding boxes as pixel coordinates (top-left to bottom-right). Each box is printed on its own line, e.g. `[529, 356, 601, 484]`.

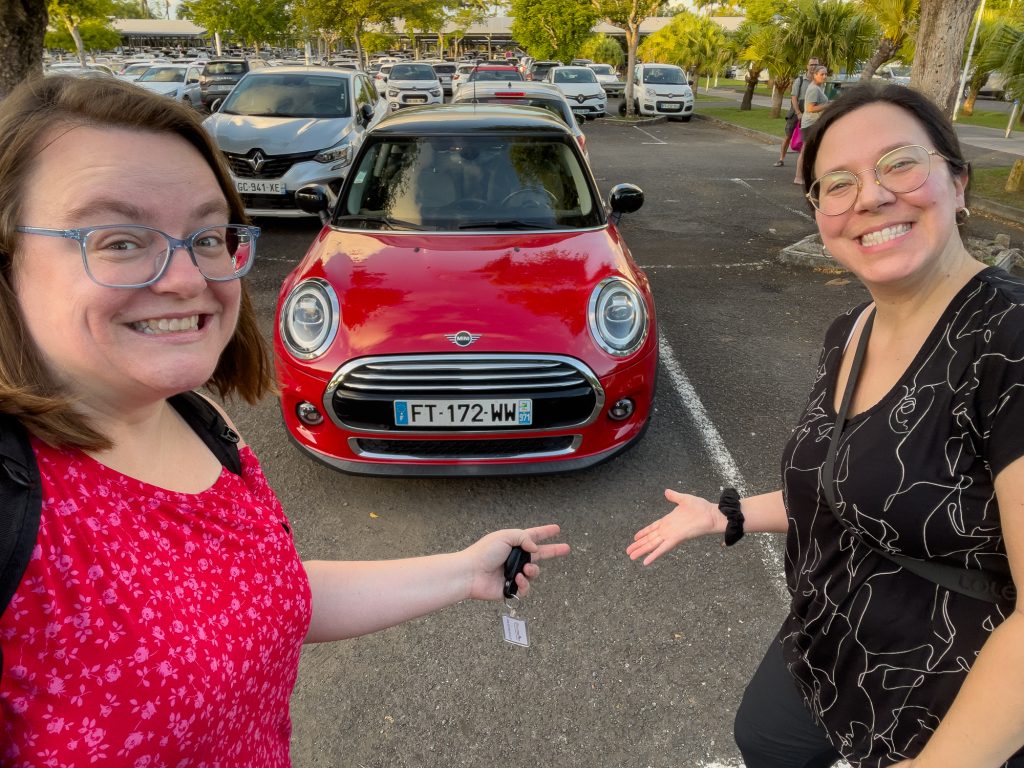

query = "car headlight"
[429, 88, 441, 97]
[280, 278, 340, 359]
[388, 88, 399, 97]
[314, 142, 353, 165]
[588, 277, 648, 356]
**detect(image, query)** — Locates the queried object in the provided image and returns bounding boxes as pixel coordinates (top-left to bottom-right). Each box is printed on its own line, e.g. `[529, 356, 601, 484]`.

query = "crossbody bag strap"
[823, 309, 1014, 605]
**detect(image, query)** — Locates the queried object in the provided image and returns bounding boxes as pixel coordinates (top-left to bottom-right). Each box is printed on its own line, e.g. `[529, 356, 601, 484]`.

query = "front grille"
[353, 435, 577, 459]
[225, 149, 319, 179]
[328, 354, 602, 432]
[241, 192, 298, 210]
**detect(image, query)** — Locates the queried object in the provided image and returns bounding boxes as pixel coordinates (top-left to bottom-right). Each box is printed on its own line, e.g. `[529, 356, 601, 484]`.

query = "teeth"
[860, 224, 911, 247]
[131, 315, 200, 335]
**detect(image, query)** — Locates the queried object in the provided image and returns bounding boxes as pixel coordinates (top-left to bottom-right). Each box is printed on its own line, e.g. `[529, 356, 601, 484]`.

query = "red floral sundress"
[0, 439, 312, 767]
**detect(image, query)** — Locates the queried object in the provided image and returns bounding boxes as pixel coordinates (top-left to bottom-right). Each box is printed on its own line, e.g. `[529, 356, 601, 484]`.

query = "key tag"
[500, 546, 530, 648]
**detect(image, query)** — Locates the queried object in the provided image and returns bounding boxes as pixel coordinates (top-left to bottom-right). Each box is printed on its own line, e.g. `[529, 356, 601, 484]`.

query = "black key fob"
[503, 546, 531, 599]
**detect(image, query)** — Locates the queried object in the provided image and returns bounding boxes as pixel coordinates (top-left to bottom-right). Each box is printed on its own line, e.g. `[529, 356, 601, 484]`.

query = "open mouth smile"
[859, 223, 912, 247]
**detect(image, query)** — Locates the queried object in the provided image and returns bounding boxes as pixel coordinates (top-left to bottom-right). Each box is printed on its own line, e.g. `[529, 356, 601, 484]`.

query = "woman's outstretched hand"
[463, 524, 570, 601]
[627, 490, 723, 565]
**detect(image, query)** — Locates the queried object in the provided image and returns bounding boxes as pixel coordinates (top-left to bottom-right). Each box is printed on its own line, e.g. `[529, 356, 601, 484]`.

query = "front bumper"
[388, 93, 443, 110]
[639, 98, 694, 116]
[227, 154, 348, 218]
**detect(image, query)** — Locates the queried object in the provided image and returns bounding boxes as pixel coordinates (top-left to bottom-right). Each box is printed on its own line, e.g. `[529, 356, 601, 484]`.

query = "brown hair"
[0, 75, 274, 450]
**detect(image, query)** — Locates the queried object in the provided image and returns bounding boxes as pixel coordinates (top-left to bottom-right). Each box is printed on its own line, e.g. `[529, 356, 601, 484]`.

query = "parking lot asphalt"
[234, 115, 1024, 768]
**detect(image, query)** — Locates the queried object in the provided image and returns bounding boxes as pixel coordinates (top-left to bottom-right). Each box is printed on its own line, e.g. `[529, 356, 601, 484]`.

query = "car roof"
[551, 65, 592, 72]
[453, 81, 564, 98]
[477, 65, 518, 71]
[369, 104, 574, 136]
[241, 65, 357, 78]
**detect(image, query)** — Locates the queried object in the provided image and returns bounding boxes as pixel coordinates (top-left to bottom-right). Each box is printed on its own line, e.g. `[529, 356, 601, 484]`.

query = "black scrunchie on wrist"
[718, 487, 744, 546]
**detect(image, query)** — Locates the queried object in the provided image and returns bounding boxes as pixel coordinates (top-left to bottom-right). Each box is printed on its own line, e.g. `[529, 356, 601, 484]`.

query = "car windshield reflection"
[643, 68, 686, 85]
[221, 74, 351, 118]
[139, 67, 185, 83]
[339, 136, 600, 231]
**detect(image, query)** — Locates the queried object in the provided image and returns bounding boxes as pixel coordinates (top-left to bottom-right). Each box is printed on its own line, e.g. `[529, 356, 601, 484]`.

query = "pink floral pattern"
[0, 440, 312, 767]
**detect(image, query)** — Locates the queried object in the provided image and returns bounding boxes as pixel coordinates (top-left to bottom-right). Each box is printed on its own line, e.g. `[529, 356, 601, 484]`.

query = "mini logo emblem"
[445, 331, 481, 347]
[247, 150, 266, 174]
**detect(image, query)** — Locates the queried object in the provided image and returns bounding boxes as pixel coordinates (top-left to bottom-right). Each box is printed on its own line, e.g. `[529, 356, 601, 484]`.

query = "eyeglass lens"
[83, 225, 254, 287]
[810, 145, 933, 216]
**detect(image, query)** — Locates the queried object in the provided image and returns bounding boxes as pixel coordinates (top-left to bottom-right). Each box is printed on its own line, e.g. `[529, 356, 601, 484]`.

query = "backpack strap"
[0, 414, 43, 619]
[168, 391, 243, 476]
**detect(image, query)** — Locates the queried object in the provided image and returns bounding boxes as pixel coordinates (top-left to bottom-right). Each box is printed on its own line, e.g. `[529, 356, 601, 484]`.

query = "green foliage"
[511, 0, 598, 62]
[579, 33, 625, 66]
[638, 11, 729, 76]
[780, 0, 878, 75]
[45, 18, 121, 51]
[978, 18, 1024, 103]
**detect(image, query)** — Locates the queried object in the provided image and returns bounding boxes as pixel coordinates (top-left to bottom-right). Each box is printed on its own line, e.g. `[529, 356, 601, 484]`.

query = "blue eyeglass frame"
[15, 223, 261, 289]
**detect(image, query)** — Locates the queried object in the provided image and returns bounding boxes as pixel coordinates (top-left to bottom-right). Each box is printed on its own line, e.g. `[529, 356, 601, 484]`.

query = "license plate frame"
[235, 180, 285, 195]
[394, 399, 533, 427]
[405, 95, 428, 104]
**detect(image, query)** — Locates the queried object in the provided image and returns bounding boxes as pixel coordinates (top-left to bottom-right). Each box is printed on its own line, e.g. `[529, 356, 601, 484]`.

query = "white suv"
[631, 64, 694, 121]
[386, 62, 443, 111]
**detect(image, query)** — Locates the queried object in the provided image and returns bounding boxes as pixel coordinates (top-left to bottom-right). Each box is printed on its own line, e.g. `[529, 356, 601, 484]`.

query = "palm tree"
[977, 18, 1024, 105]
[858, 0, 919, 80]
[963, 8, 1011, 115]
[743, 22, 802, 115]
[783, 0, 877, 78]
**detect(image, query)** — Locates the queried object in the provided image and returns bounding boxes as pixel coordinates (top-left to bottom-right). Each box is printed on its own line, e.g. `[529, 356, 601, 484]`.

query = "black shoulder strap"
[168, 391, 243, 476]
[0, 414, 43, 620]
[823, 309, 1016, 605]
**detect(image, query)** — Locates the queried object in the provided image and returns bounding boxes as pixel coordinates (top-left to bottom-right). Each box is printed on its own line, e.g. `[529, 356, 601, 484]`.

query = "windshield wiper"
[335, 214, 430, 231]
[456, 220, 554, 230]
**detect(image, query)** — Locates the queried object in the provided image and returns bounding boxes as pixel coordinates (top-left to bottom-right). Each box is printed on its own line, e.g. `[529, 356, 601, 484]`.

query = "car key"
[503, 545, 531, 599]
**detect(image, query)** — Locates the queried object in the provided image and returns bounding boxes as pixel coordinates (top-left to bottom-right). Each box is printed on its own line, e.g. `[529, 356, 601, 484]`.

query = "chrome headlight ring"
[587, 277, 649, 357]
[280, 277, 340, 360]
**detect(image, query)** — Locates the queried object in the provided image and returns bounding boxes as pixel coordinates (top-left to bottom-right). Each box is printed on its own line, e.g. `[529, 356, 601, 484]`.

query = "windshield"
[589, 65, 615, 76]
[139, 67, 185, 83]
[642, 67, 686, 85]
[554, 69, 597, 84]
[125, 63, 156, 75]
[471, 69, 523, 82]
[433, 65, 456, 74]
[458, 97, 571, 125]
[221, 74, 351, 118]
[205, 62, 247, 75]
[339, 135, 599, 230]
[390, 64, 436, 80]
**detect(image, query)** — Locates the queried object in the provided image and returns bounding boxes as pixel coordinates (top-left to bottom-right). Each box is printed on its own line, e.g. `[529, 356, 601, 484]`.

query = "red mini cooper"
[274, 104, 656, 476]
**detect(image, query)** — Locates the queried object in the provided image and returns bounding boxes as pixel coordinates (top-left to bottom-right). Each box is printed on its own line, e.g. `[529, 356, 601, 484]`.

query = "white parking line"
[730, 178, 814, 222]
[640, 261, 769, 270]
[657, 335, 789, 604]
[634, 126, 667, 145]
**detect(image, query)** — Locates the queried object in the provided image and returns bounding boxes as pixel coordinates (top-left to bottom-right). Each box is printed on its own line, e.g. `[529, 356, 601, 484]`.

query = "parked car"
[134, 63, 204, 107]
[874, 63, 911, 86]
[451, 62, 477, 92]
[277, 104, 654, 476]
[587, 63, 624, 97]
[630, 63, 694, 121]
[431, 61, 457, 95]
[198, 58, 267, 109]
[46, 62, 116, 78]
[116, 60, 167, 82]
[527, 60, 561, 81]
[450, 80, 589, 159]
[202, 67, 387, 218]
[374, 62, 395, 90]
[385, 62, 443, 110]
[544, 65, 607, 119]
[454, 65, 524, 97]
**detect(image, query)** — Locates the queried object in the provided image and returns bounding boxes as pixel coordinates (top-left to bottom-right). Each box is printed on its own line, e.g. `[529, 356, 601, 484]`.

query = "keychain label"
[502, 614, 529, 647]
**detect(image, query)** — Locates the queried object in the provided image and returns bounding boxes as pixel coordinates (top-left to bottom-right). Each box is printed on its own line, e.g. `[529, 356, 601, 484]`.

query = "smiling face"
[13, 125, 240, 414]
[811, 102, 969, 290]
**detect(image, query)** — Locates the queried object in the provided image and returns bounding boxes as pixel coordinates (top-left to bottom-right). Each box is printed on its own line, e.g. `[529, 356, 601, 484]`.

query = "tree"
[960, 7, 1004, 115]
[977, 17, 1024, 107]
[579, 32, 625, 66]
[45, 18, 121, 53]
[594, 0, 662, 116]
[48, 0, 121, 66]
[511, 0, 598, 63]
[1, 0, 48, 98]
[911, 0, 982, 113]
[741, 21, 799, 115]
[638, 11, 729, 88]
[858, 0, 919, 80]
[179, 0, 235, 51]
[782, 0, 877, 78]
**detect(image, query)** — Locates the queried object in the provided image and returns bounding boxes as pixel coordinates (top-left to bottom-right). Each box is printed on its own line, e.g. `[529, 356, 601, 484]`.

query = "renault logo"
[247, 150, 266, 174]
[576, 94, 586, 103]
[445, 331, 481, 347]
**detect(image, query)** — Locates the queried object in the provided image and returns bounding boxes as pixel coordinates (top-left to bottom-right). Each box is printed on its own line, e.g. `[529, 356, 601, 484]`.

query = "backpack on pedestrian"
[786, 75, 807, 129]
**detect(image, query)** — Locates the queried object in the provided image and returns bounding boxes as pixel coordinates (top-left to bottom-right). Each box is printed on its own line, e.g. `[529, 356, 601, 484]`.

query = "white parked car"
[451, 63, 476, 93]
[543, 66, 607, 120]
[385, 62, 443, 111]
[631, 63, 694, 121]
[587, 63, 624, 98]
[116, 60, 167, 82]
[133, 63, 204, 107]
[202, 67, 388, 218]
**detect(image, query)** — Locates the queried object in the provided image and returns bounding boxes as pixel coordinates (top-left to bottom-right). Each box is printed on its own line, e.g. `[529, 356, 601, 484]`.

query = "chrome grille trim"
[348, 435, 583, 461]
[323, 353, 604, 434]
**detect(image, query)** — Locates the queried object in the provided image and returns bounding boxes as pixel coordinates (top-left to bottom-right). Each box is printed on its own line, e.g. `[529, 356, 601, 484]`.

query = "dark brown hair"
[800, 81, 970, 208]
[0, 75, 274, 450]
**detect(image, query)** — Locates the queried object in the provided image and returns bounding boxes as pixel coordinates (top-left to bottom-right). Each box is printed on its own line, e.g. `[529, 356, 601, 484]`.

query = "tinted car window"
[340, 135, 598, 230]
[138, 67, 186, 83]
[589, 65, 615, 75]
[390, 64, 436, 80]
[554, 69, 597, 84]
[458, 97, 571, 126]
[205, 62, 247, 75]
[432, 64, 456, 74]
[470, 69, 523, 82]
[642, 67, 686, 85]
[222, 74, 351, 118]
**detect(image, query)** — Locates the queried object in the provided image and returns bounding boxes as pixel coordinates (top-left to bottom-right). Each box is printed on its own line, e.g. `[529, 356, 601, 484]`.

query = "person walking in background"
[793, 65, 829, 184]
[775, 57, 819, 168]
[629, 81, 1024, 767]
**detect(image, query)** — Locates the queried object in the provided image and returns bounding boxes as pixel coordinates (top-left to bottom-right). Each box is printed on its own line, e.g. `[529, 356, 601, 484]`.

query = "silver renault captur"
[202, 66, 388, 218]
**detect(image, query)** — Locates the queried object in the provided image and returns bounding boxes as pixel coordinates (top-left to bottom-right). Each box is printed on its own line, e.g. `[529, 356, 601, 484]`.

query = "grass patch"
[970, 166, 1024, 209]
[697, 102, 787, 137]
[716, 78, 775, 98]
[954, 106, 1022, 132]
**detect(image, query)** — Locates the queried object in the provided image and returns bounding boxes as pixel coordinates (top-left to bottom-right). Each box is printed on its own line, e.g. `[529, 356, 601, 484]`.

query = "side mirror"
[210, 98, 223, 112]
[608, 183, 644, 224]
[688, 79, 694, 86]
[360, 102, 375, 125]
[295, 184, 332, 225]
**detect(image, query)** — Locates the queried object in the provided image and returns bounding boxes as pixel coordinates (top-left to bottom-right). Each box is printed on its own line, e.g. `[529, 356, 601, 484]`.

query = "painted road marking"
[730, 177, 815, 222]
[634, 126, 668, 145]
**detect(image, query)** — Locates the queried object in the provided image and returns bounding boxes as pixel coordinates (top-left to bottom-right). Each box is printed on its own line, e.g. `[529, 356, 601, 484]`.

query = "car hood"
[388, 79, 439, 90]
[554, 83, 604, 97]
[137, 81, 181, 95]
[283, 228, 647, 373]
[202, 114, 355, 154]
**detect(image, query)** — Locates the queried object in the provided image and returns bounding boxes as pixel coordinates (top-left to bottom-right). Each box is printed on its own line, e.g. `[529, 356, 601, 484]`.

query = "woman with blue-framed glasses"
[630, 82, 1024, 767]
[0, 75, 567, 766]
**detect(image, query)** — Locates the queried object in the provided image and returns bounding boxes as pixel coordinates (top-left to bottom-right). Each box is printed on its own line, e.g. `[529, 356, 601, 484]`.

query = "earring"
[957, 207, 971, 219]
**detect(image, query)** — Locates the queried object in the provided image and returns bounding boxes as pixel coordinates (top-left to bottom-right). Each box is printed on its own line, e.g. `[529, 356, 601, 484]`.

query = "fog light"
[608, 398, 634, 420]
[297, 402, 324, 426]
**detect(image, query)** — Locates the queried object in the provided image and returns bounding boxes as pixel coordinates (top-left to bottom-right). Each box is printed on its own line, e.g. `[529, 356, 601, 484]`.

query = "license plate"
[572, 107, 588, 115]
[659, 102, 682, 111]
[394, 399, 533, 427]
[406, 95, 427, 103]
[235, 180, 285, 194]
